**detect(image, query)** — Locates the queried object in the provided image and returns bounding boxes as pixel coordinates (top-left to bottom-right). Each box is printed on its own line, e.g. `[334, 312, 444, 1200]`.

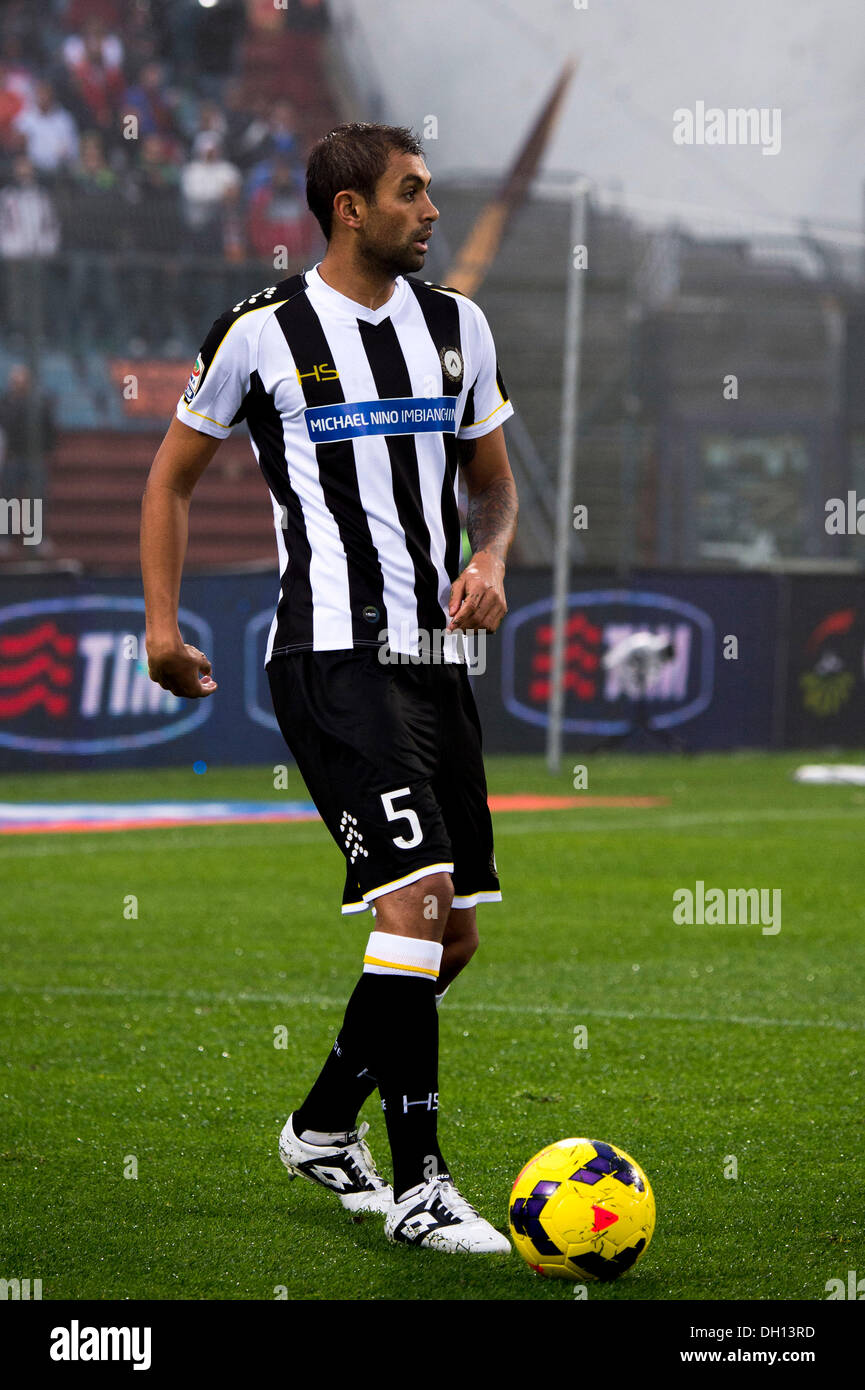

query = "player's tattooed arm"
[466, 474, 519, 562]
[450, 427, 518, 632]
[457, 430, 518, 563]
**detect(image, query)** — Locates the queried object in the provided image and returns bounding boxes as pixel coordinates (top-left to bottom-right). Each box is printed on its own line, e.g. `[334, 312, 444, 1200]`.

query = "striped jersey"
[175, 263, 514, 663]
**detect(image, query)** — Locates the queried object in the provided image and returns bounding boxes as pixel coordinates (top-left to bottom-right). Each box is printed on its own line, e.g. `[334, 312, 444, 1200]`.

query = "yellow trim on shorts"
[362, 862, 454, 901]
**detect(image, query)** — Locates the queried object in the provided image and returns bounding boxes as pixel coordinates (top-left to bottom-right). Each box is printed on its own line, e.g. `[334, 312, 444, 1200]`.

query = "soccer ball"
[509, 1137, 656, 1281]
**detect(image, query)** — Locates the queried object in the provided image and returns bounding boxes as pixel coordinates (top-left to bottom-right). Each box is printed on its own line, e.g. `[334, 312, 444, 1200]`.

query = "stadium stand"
[48, 428, 274, 568]
[1, 0, 862, 574]
[0, 0, 334, 570]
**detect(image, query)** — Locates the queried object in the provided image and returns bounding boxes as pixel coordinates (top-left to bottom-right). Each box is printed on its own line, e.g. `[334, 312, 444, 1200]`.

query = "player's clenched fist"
[146, 641, 218, 698]
[447, 550, 508, 633]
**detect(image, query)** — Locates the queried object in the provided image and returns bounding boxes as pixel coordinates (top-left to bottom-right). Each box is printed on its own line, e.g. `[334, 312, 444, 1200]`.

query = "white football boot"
[385, 1175, 512, 1254]
[279, 1112, 392, 1215]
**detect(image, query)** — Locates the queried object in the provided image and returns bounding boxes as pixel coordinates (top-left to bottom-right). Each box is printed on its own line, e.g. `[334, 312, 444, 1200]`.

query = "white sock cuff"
[362, 931, 443, 980]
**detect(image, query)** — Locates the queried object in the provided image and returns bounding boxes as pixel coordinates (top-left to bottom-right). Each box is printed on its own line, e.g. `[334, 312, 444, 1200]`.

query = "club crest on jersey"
[183, 354, 204, 404]
[440, 346, 463, 384]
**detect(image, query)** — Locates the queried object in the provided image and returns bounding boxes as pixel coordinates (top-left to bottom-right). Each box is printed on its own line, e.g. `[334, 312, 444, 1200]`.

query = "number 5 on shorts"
[381, 787, 423, 849]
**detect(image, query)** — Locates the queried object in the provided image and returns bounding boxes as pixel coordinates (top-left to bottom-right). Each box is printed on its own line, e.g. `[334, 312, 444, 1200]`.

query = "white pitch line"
[0, 984, 859, 1032]
[0, 804, 864, 860]
[492, 805, 865, 837]
[0, 826, 333, 859]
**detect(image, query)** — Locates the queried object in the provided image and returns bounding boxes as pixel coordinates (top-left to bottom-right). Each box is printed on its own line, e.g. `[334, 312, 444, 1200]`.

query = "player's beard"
[357, 228, 425, 279]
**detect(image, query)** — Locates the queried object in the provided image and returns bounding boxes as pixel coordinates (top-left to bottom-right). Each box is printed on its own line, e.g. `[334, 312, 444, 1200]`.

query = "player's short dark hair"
[306, 122, 424, 240]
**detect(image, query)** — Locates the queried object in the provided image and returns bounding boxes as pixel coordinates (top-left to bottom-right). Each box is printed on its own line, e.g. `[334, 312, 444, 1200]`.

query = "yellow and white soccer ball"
[509, 1137, 656, 1281]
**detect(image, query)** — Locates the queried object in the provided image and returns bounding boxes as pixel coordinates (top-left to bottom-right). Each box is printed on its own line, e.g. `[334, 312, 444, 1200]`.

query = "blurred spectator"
[62, 14, 124, 72]
[152, 0, 199, 86]
[180, 130, 240, 250]
[0, 363, 56, 525]
[160, 82, 202, 149]
[120, 3, 162, 78]
[56, 132, 119, 351]
[14, 80, 79, 175]
[226, 92, 271, 172]
[138, 129, 181, 185]
[128, 129, 180, 192]
[0, 158, 60, 345]
[123, 133, 185, 350]
[0, 62, 29, 157]
[221, 79, 264, 171]
[246, 99, 300, 192]
[248, 153, 309, 260]
[62, 17, 125, 137]
[122, 61, 176, 141]
[124, 133, 182, 251]
[0, 43, 36, 138]
[71, 130, 116, 196]
[196, 98, 227, 141]
[0, 155, 60, 258]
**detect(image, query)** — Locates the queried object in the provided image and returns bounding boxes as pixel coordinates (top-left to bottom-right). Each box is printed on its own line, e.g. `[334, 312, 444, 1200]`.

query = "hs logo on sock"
[402, 1092, 438, 1113]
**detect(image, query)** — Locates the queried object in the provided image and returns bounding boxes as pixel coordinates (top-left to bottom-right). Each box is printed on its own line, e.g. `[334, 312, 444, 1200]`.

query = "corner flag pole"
[444, 58, 577, 295]
[547, 177, 589, 773]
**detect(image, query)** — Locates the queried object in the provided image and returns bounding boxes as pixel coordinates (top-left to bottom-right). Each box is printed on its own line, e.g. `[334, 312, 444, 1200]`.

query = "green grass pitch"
[1, 751, 863, 1301]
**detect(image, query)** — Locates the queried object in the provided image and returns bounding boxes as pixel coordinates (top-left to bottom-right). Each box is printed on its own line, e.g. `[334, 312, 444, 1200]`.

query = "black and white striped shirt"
[176, 263, 514, 662]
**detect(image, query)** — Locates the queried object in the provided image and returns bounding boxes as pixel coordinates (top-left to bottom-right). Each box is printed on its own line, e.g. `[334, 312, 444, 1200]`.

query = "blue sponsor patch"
[304, 396, 457, 442]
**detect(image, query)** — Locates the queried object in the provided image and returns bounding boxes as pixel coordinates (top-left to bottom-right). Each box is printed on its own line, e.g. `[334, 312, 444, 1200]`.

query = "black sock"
[293, 976, 379, 1135]
[361, 974, 449, 1201]
[293, 971, 449, 1199]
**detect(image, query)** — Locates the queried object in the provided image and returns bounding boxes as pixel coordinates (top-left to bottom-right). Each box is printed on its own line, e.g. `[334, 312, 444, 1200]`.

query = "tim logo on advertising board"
[0, 597, 212, 754]
[502, 590, 715, 734]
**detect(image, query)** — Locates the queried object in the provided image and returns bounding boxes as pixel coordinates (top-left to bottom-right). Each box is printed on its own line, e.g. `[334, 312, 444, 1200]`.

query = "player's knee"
[407, 870, 453, 939]
[374, 870, 453, 940]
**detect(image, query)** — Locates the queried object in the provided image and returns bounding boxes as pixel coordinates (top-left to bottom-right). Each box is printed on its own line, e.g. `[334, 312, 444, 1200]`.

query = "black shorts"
[266, 649, 501, 916]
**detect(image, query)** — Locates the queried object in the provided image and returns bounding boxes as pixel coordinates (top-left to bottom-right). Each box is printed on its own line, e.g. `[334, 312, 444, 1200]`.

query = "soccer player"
[141, 123, 518, 1254]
